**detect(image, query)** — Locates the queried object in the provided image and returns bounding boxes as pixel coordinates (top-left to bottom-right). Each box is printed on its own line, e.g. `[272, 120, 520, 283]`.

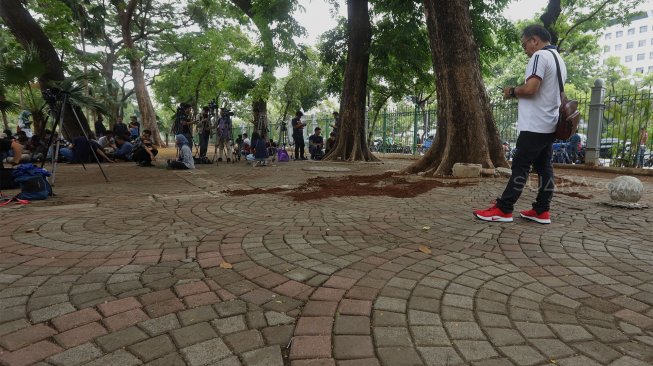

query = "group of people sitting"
[0, 118, 158, 169]
[59, 128, 159, 167]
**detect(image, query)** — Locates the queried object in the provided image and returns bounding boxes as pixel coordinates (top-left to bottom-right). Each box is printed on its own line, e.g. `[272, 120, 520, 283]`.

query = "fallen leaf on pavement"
[418, 245, 432, 254]
[219, 261, 233, 269]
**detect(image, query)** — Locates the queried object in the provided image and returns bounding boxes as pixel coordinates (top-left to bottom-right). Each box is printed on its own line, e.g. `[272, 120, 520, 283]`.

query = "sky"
[293, 0, 550, 46]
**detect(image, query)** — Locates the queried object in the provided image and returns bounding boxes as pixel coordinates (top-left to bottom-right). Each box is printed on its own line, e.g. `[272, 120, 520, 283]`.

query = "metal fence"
[293, 89, 653, 168]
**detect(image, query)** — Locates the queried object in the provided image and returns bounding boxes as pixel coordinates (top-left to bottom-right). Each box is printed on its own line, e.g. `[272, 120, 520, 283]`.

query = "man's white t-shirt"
[517, 47, 567, 134]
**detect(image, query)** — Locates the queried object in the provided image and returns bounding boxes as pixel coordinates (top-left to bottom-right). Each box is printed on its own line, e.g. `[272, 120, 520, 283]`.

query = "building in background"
[599, 1, 653, 74]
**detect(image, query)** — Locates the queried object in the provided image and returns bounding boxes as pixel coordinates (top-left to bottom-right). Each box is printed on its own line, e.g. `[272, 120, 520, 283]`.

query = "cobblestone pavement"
[1, 156, 653, 366]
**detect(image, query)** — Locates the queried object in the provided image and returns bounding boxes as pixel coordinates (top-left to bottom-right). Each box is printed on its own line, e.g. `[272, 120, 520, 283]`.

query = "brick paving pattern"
[0, 158, 652, 365]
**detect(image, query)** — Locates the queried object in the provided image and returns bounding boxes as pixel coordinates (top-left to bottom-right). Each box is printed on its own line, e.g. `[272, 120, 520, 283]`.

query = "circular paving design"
[0, 162, 652, 366]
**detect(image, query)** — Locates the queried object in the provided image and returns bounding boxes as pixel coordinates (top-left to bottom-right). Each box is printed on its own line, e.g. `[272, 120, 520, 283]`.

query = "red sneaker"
[520, 209, 551, 224]
[473, 205, 513, 222]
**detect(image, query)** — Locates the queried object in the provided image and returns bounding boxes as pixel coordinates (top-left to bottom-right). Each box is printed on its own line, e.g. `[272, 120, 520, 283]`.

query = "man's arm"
[503, 77, 541, 99]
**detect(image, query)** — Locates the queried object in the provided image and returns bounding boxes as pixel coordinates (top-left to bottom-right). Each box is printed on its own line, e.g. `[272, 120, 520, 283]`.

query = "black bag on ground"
[0, 167, 19, 189]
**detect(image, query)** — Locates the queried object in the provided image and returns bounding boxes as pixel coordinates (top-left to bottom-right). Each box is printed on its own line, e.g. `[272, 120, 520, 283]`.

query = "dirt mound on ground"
[226, 172, 475, 201]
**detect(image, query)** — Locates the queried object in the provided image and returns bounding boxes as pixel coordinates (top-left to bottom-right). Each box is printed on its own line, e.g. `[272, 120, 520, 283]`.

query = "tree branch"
[558, 0, 611, 51]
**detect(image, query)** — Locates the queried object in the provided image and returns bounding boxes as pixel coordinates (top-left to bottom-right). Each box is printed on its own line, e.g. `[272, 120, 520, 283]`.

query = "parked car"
[600, 138, 630, 158]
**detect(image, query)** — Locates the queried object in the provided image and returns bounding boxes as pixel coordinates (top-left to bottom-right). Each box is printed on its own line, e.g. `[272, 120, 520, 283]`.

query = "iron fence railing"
[216, 90, 653, 168]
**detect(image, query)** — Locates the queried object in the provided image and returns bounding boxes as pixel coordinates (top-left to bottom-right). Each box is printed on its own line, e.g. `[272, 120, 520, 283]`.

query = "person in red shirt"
[636, 127, 649, 168]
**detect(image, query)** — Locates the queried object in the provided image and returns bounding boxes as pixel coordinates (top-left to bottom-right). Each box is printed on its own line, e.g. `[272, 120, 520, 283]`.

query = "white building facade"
[599, 3, 653, 74]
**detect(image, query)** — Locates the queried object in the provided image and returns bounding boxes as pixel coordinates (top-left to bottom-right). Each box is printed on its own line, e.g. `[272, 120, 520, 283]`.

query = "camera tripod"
[41, 91, 109, 186]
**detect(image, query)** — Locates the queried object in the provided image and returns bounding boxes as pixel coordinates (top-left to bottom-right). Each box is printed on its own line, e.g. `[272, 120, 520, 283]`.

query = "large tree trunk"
[0, 0, 91, 138]
[253, 98, 268, 133]
[231, 0, 273, 134]
[323, 0, 378, 162]
[113, 0, 162, 145]
[404, 0, 506, 176]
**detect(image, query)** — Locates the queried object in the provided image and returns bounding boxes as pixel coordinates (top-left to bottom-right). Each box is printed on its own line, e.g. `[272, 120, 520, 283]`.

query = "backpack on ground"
[277, 149, 290, 162]
[12, 163, 52, 200]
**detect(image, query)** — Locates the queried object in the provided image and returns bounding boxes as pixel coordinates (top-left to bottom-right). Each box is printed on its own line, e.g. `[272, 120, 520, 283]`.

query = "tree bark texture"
[0, 0, 91, 138]
[323, 0, 378, 162]
[113, 0, 162, 145]
[231, 0, 272, 133]
[1, 110, 9, 130]
[404, 0, 506, 176]
[540, 0, 561, 45]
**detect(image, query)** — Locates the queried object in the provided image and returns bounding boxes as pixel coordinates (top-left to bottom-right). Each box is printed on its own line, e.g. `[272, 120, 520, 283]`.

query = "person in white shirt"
[17, 110, 33, 138]
[475, 24, 566, 225]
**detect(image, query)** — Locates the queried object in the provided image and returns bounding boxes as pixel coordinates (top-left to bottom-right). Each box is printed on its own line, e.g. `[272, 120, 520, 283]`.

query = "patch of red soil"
[226, 172, 475, 201]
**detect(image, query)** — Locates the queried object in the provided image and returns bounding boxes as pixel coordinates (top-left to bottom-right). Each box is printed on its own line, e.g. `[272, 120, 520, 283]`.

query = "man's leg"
[225, 140, 232, 162]
[495, 132, 541, 214]
[531, 138, 555, 214]
[293, 136, 301, 159]
[199, 133, 209, 157]
[298, 139, 306, 159]
[217, 139, 224, 161]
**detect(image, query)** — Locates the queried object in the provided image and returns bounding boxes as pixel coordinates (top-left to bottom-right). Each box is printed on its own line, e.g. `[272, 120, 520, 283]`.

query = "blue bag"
[11, 164, 52, 200]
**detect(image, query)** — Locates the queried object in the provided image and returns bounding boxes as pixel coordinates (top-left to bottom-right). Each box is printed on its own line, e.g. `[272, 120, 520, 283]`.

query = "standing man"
[113, 116, 129, 139]
[215, 108, 233, 162]
[330, 111, 340, 137]
[197, 106, 211, 159]
[95, 115, 107, 138]
[474, 24, 566, 224]
[291, 111, 307, 160]
[636, 127, 649, 168]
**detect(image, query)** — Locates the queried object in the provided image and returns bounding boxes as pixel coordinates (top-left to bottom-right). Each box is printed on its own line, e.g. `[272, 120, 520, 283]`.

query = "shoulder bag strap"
[546, 49, 564, 93]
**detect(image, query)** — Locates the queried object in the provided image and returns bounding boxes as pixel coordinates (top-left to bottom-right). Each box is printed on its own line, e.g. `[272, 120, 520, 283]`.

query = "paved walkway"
[0, 156, 652, 366]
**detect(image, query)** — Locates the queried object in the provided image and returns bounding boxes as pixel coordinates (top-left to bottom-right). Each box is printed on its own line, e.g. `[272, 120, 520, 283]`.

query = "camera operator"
[215, 108, 234, 162]
[198, 106, 212, 159]
[171, 103, 194, 146]
[291, 111, 307, 160]
[113, 116, 129, 140]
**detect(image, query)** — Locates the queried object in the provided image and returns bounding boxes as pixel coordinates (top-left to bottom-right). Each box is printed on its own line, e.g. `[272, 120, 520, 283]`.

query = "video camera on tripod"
[42, 88, 66, 107]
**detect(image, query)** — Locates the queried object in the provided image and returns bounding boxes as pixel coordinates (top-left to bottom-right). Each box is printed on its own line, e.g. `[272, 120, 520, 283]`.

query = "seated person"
[129, 119, 139, 141]
[325, 131, 336, 155]
[132, 130, 158, 167]
[26, 135, 46, 162]
[167, 134, 194, 169]
[97, 131, 115, 152]
[241, 133, 251, 156]
[59, 136, 113, 163]
[108, 135, 133, 161]
[247, 132, 269, 166]
[0, 134, 24, 167]
[308, 127, 324, 160]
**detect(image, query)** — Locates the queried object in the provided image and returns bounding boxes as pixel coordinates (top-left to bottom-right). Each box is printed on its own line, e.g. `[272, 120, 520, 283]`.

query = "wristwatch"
[509, 87, 516, 98]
